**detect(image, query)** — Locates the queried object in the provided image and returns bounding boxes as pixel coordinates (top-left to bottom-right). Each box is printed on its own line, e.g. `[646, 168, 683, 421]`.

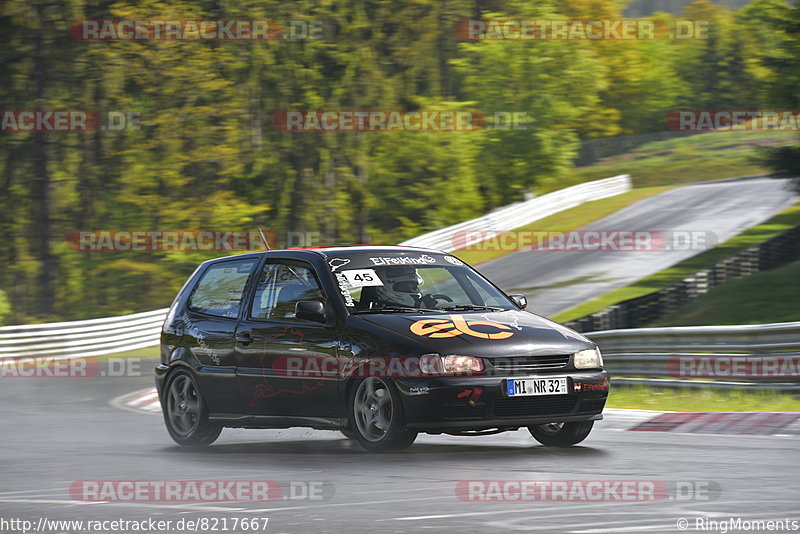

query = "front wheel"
[163, 369, 222, 447]
[528, 421, 594, 446]
[347, 377, 417, 452]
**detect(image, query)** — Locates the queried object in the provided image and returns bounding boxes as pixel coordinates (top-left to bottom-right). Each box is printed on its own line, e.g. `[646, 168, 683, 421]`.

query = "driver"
[375, 266, 424, 307]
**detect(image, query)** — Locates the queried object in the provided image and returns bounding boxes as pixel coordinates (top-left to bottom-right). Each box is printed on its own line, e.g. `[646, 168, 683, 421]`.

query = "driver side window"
[417, 267, 472, 306]
[250, 262, 325, 320]
[463, 272, 511, 307]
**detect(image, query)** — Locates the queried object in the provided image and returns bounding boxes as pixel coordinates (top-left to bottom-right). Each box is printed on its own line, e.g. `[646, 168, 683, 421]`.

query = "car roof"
[305, 245, 443, 255]
[200, 245, 446, 266]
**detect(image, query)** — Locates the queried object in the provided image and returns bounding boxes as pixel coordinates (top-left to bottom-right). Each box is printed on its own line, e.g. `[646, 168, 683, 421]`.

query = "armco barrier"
[587, 321, 800, 390]
[399, 174, 631, 252]
[564, 224, 800, 333]
[0, 308, 168, 359]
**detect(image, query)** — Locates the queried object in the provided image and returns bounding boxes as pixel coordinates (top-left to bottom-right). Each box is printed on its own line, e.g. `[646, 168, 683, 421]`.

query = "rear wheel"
[348, 377, 417, 451]
[163, 369, 221, 447]
[528, 421, 593, 446]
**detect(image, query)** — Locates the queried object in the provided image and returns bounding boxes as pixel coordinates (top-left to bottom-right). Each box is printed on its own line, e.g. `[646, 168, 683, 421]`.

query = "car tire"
[163, 368, 222, 447]
[340, 428, 356, 440]
[528, 421, 594, 447]
[348, 377, 417, 452]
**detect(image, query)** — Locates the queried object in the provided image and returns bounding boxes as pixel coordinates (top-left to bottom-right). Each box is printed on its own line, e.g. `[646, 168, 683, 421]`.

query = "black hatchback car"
[156, 246, 608, 451]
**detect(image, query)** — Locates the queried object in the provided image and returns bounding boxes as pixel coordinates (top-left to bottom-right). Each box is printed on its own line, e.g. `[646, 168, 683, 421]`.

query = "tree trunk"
[31, 17, 56, 317]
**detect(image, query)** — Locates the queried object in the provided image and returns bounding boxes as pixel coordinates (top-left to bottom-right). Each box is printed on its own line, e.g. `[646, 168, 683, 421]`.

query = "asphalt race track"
[481, 178, 798, 317]
[1, 369, 798, 534]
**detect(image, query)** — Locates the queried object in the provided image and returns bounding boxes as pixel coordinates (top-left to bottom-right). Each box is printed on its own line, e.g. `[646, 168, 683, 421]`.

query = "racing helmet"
[376, 266, 423, 307]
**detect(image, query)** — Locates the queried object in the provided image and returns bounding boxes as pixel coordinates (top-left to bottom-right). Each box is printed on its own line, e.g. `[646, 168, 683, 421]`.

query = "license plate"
[506, 377, 568, 397]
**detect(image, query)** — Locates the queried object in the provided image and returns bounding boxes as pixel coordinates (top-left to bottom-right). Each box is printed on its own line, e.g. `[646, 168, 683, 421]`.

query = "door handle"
[235, 332, 253, 345]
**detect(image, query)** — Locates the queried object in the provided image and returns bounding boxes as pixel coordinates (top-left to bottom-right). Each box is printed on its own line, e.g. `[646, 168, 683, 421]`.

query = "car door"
[235, 259, 340, 418]
[179, 257, 259, 414]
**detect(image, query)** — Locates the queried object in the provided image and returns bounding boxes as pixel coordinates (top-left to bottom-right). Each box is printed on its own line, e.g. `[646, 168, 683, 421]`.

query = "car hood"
[353, 309, 594, 357]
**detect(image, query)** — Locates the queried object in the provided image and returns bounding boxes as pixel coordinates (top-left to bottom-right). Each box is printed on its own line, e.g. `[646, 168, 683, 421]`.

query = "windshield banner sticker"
[369, 254, 437, 266]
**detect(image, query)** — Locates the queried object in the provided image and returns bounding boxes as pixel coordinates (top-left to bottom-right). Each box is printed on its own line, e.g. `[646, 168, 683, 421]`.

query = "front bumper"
[154, 363, 169, 397]
[396, 370, 609, 433]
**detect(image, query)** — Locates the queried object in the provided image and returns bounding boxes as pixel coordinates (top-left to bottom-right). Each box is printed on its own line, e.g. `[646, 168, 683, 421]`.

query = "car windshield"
[325, 253, 515, 312]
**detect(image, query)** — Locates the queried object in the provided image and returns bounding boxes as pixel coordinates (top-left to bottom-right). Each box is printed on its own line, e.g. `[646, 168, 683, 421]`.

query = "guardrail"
[586, 321, 800, 390]
[0, 308, 168, 360]
[399, 174, 631, 252]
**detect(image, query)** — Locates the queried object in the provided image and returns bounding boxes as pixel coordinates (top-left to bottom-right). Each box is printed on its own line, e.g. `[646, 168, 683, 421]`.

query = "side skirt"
[209, 414, 346, 430]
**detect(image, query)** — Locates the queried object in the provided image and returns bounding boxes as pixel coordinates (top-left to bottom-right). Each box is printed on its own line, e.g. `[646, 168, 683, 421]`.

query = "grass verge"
[92, 346, 159, 361]
[452, 186, 671, 265]
[650, 258, 800, 326]
[551, 202, 800, 323]
[607, 385, 800, 412]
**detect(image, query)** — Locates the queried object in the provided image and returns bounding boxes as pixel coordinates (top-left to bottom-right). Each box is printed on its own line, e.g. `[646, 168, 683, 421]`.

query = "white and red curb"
[110, 387, 161, 415]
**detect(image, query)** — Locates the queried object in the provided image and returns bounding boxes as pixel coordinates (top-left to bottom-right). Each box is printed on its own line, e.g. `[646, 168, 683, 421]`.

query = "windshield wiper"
[354, 306, 437, 314]
[439, 305, 505, 312]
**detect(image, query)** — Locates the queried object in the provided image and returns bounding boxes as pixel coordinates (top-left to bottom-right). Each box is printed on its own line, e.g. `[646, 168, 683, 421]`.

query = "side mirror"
[508, 294, 527, 309]
[295, 300, 327, 323]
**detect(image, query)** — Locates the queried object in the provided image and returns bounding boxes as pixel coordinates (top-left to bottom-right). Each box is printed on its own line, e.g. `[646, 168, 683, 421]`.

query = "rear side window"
[188, 259, 257, 318]
[250, 261, 325, 320]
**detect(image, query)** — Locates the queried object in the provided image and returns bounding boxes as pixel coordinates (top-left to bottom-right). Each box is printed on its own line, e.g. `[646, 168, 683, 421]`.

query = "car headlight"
[419, 354, 484, 375]
[574, 348, 603, 369]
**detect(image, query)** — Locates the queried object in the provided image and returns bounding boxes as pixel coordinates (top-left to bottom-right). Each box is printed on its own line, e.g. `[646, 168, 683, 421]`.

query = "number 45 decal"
[341, 269, 384, 287]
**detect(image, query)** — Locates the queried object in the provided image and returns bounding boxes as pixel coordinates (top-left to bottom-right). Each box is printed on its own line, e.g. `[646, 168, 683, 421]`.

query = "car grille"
[491, 354, 570, 372]
[492, 396, 577, 418]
